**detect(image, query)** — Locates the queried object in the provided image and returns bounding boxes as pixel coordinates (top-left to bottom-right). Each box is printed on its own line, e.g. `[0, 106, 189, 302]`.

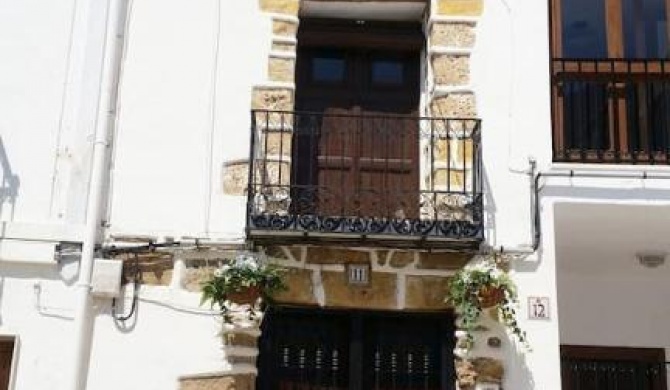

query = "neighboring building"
[0, 0, 669, 389]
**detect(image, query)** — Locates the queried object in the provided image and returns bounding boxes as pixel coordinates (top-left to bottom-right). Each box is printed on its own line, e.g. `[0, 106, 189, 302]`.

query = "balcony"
[246, 110, 483, 249]
[552, 58, 670, 164]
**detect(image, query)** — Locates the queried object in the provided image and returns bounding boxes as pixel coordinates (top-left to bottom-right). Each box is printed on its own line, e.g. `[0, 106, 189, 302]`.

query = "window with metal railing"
[550, 0, 670, 164]
[245, 110, 483, 248]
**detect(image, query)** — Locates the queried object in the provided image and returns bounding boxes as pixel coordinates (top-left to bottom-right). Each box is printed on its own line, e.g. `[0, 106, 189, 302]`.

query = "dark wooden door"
[0, 340, 14, 390]
[294, 23, 421, 219]
[256, 308, 455, 390]
[561, 345, 667, 390]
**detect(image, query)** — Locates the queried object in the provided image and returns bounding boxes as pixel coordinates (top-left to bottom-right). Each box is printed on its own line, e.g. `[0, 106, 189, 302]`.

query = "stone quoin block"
[259, 0, 300, 15]
[272, 20, 298, 36]
[430, 93, 477, 118]
[268, 57, 295, 83]
[432, 54, 470, 86]
[251, 87, 294, 111]
[436, 0, 484, 16]
[222, 161, 250, 196]
[431, 22, 476, 48]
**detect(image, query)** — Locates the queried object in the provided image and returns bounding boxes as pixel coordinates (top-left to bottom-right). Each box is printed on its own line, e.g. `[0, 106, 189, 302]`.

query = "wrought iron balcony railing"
[552, 58, 670, 164]
[246, 110, 483, 248]
[561, 358, 670, 389]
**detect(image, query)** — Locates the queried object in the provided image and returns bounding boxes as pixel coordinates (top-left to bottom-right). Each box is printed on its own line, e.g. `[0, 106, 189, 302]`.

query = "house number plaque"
[528, 296, 550, 320]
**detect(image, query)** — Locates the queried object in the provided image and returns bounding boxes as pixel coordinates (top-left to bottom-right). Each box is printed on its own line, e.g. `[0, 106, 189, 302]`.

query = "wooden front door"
[561, 345, 667, 390]
[0, 340, 14, 390]
[293, 20, 421, 219]
[256, 308, 456, 390]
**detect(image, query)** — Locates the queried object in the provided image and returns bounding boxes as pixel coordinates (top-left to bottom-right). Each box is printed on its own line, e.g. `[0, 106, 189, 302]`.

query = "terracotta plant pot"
[227, 286, 262, 305]
[477, 286, 505, 308]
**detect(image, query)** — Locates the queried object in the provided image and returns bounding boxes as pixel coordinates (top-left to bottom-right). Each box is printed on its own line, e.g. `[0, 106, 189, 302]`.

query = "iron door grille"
[256, 308, 456, 390]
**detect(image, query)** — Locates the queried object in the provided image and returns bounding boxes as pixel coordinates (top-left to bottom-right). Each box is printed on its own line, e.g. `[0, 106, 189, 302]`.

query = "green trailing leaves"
[446, 258, 529, 350]
[200, 252, 288, 321]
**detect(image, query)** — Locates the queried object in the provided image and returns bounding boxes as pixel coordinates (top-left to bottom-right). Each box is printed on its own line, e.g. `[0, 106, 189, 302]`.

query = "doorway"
[560, 345, 668, 390]
[292, 19, 422, 218]
[256, 308, 456, 390]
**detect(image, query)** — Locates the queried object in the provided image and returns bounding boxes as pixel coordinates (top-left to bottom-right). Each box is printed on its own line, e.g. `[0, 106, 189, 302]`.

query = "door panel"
[256, 309, 456, 390]
[363, 315, 449, 390]
[257, 310, 351, 390]
[295, 45, 420, 218]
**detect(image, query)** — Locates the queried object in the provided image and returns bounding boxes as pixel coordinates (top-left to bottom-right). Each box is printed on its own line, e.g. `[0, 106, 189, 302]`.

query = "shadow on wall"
[505, 345, 537, 390]
[0, 255, 82, 324]
[482, 164, 497, 247]
[0, 136, 20, 222]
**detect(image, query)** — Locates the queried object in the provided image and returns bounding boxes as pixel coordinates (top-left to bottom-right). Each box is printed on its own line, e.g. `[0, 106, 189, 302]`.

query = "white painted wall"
[108, 0, 270, 239]
[0, 0, 110, 227]
[473, 1, 562, 388]
[0, 261, 225, 390]
[556, 202, 670, 354]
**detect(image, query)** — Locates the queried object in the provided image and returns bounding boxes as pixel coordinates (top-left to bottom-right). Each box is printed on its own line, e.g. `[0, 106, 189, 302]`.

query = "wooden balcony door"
[293, 20, 421, 219]
[551, 0, 670, 161]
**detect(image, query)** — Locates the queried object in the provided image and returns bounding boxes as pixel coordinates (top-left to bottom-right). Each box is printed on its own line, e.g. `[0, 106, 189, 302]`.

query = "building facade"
[0, 0, 669, 389]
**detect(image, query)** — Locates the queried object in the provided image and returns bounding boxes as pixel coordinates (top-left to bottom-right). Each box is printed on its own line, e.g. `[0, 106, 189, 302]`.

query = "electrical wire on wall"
[111, 253, 140, 322]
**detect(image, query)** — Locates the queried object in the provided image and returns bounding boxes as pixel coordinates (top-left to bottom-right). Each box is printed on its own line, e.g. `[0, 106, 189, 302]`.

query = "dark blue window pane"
[312, 57, 345, 82]
[372, 61, 404, 85]
[623, 0, 668, 58]
[561, 0, 607, 58]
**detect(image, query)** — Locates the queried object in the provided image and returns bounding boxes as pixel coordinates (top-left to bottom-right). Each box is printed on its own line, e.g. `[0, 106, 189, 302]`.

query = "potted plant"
[446, 257, 529, 350]
[201, 252, 287, 322]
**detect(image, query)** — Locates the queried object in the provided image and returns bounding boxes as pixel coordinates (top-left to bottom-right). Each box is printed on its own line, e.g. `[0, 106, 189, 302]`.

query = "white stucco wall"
[473, 1, 561, 388]
[0, 261, 224, 390]
[108, 0, 270, 238]
[555, 201, 670, 356]
[0, 0, 110, 227]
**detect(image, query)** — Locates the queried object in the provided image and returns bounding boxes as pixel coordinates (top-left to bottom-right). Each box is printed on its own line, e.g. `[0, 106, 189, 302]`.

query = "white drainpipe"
[67, 0, 128, 388]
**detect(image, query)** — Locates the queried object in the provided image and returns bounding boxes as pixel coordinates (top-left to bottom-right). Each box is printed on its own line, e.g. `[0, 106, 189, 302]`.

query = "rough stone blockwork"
[430, 94, 477, 118]
[259, 0, 300, 15]
[432, 54, 470, 86]
[265, 246, 466, 311]
[251, 88, 294, 111]
[431, 22, 476, 48]
[272, 20, 298, 36]
[436, 0, 483, 16]
[268, 57, 295, 82]
[180, 374, 255, 390]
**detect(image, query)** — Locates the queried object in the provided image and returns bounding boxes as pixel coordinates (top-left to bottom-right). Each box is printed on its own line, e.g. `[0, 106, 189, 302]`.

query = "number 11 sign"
[528, 297, 551, 320]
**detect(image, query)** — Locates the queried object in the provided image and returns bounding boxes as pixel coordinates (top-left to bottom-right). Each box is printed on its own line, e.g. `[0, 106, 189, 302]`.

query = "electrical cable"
[111, 253, 140, 321]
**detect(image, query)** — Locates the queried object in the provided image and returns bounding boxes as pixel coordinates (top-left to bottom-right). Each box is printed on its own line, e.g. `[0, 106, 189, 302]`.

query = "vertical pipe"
[246, 111, 257, 230]
[203, 0, 222, 236]
[67, 0, 128, 389]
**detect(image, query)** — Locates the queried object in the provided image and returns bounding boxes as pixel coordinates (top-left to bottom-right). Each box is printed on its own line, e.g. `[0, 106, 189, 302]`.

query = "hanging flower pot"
[228, 285, 262, 305]
[200, 252, 287, 323]
[446, 257, 529, 350]
[477, 285, 505, 308]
